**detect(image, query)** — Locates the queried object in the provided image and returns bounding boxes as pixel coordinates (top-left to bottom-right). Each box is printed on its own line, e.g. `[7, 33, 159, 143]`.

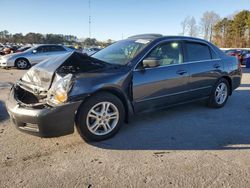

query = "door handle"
[213, 64, 221, 69]
[176, 70, 187, 75]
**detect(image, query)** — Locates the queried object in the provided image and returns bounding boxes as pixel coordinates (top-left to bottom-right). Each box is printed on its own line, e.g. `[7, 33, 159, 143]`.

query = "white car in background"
[0, 44, 73, 69]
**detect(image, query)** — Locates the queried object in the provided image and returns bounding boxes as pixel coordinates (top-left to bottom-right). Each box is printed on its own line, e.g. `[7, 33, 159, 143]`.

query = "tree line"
[181, 10, 250, 48]
[0, 31, 77, 44]
[0, 31, 112, 47]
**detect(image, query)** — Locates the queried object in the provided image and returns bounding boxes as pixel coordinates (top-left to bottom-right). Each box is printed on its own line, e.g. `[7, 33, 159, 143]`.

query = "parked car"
[82, 47, 101, 56]
[0, 46, 17, 55]
[15, 46, 32, 53]
[241, 50, 250, 65]
[224, 49, 244, 64]
[224, 49, 241, 56]
[0, 44, 73, 69]
[6, 34, 241, 141]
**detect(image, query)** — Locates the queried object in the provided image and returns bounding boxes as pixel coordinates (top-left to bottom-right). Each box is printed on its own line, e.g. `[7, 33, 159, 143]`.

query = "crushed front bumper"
[6, 88, 82, 137]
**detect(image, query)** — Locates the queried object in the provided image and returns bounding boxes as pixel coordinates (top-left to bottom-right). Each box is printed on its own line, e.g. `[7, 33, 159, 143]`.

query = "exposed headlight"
[47, 74, 73, 105]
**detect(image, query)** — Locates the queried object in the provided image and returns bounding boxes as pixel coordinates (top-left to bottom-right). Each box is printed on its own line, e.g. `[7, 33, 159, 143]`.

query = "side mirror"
[142, 57, 160, 68]
[32, 50, 37, 54]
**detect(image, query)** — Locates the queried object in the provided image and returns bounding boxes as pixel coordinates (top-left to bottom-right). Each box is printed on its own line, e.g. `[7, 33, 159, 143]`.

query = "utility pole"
[88, 0, 91, 38]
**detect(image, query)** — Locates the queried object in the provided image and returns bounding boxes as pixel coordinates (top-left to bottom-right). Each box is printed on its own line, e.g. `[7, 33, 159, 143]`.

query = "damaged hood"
[19, 52, 73, 93]
[18, 52, 118, 96]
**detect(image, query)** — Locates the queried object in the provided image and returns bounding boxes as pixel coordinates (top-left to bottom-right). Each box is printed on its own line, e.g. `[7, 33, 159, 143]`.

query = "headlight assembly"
[47, 74, 74, 105]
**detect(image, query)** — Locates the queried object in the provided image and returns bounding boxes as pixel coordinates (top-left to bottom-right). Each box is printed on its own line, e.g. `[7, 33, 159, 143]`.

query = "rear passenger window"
[50, 46, 66, 52]
[186, 42, 211, 62]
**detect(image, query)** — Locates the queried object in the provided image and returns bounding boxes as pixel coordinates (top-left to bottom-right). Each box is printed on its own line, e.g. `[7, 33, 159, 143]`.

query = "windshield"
[92, 39, 151, 65]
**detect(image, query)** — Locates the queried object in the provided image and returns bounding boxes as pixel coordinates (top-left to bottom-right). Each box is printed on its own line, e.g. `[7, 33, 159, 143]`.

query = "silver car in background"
[0, 44, 73, 69]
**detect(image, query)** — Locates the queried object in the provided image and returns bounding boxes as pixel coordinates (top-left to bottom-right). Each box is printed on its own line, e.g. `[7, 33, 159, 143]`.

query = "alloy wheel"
[86, 101, 119, 136]
[215, 82, 228, 105]
[16, 60, 28, 69]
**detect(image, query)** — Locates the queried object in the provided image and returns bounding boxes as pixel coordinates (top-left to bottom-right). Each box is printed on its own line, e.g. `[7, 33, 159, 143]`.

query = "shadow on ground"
[0, 100, 9, 122]
[92, 88, 250, 151]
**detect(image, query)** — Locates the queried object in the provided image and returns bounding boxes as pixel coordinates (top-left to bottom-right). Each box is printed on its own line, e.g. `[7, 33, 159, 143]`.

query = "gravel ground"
[0, 67, 250, 188]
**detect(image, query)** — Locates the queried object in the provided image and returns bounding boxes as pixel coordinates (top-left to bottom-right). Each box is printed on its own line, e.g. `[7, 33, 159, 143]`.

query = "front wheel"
[76, 92, 125, 141]
[208, 78, 229, 108]
[15, 59, 30, 69]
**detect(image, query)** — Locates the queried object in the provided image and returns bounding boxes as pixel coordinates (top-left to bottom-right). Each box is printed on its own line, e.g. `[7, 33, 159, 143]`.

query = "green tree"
[45, 34, 63, 44]
[0, 30, 10, 43]
[83, 38, 97, 46]
[25, 33, 45, 44]
[12, 33, 24, 43]
[232, 10, 250, 47]
[213, 18, 234, 47]
[247, 14, 250, 46]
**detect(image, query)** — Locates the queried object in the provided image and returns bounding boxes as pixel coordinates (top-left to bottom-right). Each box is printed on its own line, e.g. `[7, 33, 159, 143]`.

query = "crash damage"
[6, 51, 133, 137]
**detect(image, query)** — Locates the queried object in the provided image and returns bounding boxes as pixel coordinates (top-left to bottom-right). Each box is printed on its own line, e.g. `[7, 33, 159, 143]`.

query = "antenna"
[88, 0, 91, 38]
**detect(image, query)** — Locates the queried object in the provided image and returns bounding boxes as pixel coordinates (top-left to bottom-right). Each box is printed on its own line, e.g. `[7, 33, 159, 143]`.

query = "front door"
[132, 41, 189, 113]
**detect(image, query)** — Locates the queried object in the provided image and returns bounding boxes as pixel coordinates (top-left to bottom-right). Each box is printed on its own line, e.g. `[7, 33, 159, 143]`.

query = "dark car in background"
[224, 49, 241, 56]
[241, 50, 250, 65]
[7, 34, 241, 141]
[224, 49, 250, 65]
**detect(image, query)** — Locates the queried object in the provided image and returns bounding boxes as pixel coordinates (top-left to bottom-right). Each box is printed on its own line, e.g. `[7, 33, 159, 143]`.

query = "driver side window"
[147, 41, 183, 66]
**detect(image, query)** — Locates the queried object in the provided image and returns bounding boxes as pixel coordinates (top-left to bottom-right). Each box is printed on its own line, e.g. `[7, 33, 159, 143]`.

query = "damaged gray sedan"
[6, 34, 241, 141]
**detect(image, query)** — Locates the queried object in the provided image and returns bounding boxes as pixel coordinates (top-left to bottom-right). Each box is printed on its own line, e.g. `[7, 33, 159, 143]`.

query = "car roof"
[128, 34, 227, 58]
[34, 44, 64, 47]
[128, 34, 211, 43]
[128, 34, 164, 40]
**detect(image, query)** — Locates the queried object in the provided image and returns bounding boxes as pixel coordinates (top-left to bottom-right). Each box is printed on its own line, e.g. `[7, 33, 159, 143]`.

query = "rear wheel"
[15, 58, 30, 69]
[208, 78, 229, 108]
[76, 92, 125, 141]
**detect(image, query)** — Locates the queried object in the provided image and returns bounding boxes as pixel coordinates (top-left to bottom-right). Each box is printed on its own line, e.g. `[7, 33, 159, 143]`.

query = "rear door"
[46, 45, 67, 57]
[132, 41, 190, 113]
[184, 41, 222, 98]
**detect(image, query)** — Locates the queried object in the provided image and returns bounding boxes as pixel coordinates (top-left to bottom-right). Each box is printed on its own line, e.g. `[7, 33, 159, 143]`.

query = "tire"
[76, 92, 125, 142]
[15, 58, 30, 69]
[208, 78, 229, 108]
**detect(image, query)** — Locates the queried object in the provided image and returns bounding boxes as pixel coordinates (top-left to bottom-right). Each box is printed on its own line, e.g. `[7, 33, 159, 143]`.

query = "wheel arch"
[75, 87, 134, 124]
[221, 76, 232, 95]
[14, 57, 30, 67]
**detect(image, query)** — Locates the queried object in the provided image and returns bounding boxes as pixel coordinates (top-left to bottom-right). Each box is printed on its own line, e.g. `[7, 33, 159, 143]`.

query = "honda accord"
[6, 34, 242, 141]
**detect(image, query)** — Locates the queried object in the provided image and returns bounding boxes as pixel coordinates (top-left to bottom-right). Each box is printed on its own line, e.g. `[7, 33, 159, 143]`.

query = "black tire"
[15, 58, 30, 69]
[208, 78, 229, 108]
[76, 92, 125, 142]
